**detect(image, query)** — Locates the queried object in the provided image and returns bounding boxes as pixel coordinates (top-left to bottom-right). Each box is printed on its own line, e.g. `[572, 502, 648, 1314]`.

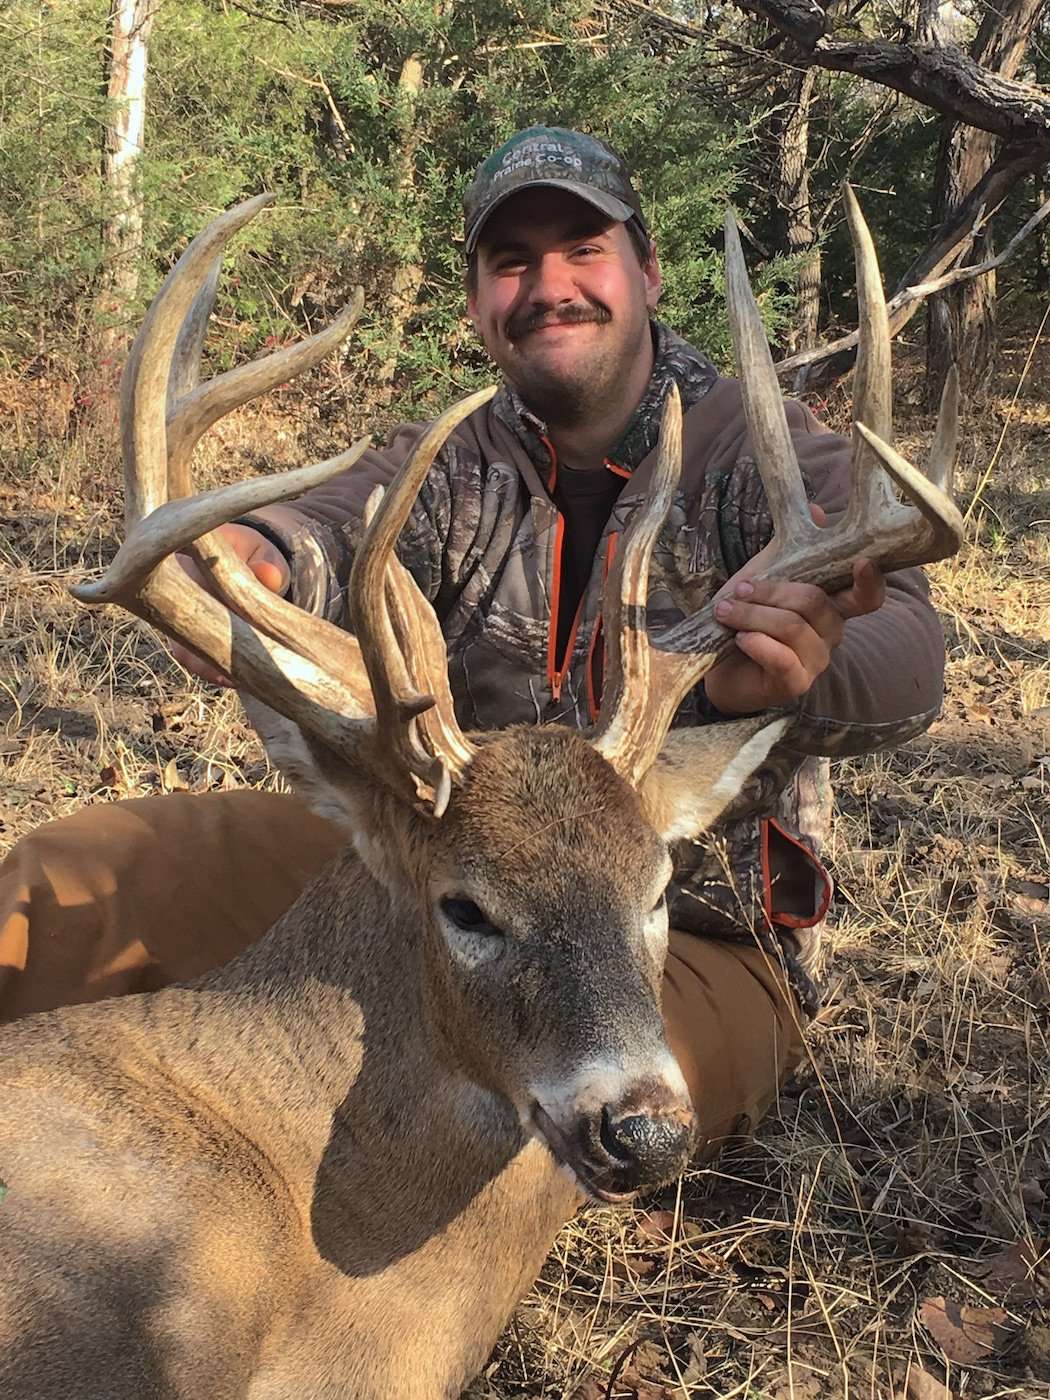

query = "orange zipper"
[544, 446, 629, 705]
[550, 589, 586, 703]
[544, 435, 569, 701]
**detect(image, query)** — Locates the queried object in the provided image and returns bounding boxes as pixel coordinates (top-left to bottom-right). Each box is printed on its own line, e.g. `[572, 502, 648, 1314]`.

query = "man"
[0, 128, 944, 1156]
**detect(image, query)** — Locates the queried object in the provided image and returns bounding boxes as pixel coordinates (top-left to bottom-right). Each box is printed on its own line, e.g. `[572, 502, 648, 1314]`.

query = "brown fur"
[0, 718, 785, 1398]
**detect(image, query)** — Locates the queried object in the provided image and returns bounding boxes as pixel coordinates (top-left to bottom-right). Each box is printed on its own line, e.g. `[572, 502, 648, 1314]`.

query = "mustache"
[507, 301, 612, 341]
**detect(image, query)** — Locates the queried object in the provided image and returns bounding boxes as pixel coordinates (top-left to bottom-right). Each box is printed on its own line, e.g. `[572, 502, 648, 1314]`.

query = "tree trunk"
[97, 0, 154, 358]
[925, 0, 1044, 404]
[926, 124, 999, 400]
[375, 54, 425, 395]
[771, 66, 820, 351]
[776, 141, 1048, 390]
[1036, 180, 1049, 296]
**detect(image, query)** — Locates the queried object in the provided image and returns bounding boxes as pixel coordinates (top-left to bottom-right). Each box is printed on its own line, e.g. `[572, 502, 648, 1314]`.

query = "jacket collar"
[491, 320, 718, 478]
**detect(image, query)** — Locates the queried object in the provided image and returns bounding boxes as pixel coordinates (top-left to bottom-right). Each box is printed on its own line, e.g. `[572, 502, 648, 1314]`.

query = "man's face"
[466, 187, 662, 429]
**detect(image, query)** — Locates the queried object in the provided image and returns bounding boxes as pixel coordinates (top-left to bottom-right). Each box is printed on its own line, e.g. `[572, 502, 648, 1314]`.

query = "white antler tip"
[432, 761, 452, 819]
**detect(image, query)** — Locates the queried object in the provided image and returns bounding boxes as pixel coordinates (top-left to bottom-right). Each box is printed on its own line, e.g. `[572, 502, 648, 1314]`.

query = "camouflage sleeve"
[236, 420, 451, 629]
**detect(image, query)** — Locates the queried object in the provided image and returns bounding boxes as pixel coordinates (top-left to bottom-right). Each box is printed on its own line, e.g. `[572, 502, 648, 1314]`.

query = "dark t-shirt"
[552, 464, 625, 661]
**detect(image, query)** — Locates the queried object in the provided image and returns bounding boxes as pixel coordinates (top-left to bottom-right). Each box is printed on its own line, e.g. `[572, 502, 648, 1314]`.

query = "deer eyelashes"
[438, 894, 506, 966]
[440, 896, 502, 936]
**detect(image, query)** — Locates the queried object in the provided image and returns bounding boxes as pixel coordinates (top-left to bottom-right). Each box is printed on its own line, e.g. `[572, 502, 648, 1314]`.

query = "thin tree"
[97, 0, 154, 360]
[732, 0, 1050, 388]
[770, 64, 820, 351]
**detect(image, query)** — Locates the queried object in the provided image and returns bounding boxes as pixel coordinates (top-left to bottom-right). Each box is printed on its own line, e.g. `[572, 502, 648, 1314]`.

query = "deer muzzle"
[530, 1064, 695, 1203]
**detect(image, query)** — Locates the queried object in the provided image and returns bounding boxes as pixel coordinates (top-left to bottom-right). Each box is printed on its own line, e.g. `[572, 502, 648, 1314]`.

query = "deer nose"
[598, 1105, 694, 1185]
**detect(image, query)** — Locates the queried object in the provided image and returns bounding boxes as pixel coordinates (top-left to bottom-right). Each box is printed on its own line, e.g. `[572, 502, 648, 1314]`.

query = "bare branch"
[778, 145, 1050, 390]
[907, 195, 1050, 298]
[733, 0, 1050, 147]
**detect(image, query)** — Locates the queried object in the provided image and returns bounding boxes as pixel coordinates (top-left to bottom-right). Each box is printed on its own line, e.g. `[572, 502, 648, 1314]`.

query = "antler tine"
[591, 386, 693, 784]
[927, 363, 960, 494]
[167, 289, 365, 496]
[168, 256, 220, 407]
[843, 184, 897, 520]
[73, 195, 387, 758]
[355, 485, 472, 813]
[852, 422, 965, 564]
[71, 440, 371, 605]
[349, 385, 495, 800]
[121, 192, 276, 525]
[381, 545, 476, 811]
[724, 210, 818, 552]
[588, 195, 965, 785]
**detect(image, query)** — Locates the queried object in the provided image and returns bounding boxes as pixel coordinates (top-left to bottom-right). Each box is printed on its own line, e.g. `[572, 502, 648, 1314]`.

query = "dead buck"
[0, 191, 962, 1399]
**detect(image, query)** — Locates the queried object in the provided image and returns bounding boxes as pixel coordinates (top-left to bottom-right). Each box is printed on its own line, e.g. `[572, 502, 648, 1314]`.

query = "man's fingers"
[720, 605, 833, 680]
[829, 558, 886, 620]
[717, 583, 844, 650]
[169, 637, 233, 688]
[169, 523, 290, 686]
[721, 563, 886, 630]
[175, 525, 291, 599]
[250, 558, 288, 594]
[733, 632, 813, 699]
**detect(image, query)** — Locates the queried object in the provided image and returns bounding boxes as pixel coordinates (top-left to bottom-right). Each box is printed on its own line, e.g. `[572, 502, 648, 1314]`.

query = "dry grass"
[1, 341, 1048, 1399]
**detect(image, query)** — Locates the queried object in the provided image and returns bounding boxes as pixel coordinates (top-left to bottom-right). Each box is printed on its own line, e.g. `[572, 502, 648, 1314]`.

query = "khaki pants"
[0, 790, 805, 1158]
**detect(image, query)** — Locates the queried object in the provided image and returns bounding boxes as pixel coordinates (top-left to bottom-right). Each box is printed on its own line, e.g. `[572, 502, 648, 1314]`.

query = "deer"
[0, 189, 962, 1399]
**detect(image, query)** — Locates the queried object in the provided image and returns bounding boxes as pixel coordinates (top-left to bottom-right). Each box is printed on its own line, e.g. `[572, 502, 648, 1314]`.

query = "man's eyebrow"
[483, 220, 615, 258]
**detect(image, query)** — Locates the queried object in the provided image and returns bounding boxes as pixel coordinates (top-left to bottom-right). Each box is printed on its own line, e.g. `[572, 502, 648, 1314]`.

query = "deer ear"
[638, 715, 791, 844]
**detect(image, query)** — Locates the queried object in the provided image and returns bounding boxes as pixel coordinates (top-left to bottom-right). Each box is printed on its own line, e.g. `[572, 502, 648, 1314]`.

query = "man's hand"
[703, 506, 886, 717]
[172, 522, 290, 686]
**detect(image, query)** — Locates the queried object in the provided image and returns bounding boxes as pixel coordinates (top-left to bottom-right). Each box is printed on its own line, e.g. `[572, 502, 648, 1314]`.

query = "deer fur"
[0, 718, 787, 1399]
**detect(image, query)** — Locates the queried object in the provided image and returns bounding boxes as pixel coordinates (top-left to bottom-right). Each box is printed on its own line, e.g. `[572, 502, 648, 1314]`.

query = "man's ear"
[466, 282, 480, 331]
[637, 715, 791, 844]
[644, 239, 662, 310]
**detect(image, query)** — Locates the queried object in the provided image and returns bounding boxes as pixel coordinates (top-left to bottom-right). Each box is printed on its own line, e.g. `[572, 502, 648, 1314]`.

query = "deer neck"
[179, 847, 535, 1207]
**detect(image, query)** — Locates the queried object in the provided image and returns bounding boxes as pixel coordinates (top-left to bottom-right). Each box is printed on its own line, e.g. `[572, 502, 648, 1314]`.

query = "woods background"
[4, 0, 1050, 431]
[2, 2, 1050, 1398]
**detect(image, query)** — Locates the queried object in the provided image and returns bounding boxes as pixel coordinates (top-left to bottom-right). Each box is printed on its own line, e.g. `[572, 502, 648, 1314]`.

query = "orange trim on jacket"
[545, 446, 629, 706]
[760, 817, 832, 929]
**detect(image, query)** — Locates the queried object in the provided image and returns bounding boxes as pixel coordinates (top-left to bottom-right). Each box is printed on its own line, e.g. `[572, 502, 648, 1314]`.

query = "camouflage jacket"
[248, 322, 945, 1014]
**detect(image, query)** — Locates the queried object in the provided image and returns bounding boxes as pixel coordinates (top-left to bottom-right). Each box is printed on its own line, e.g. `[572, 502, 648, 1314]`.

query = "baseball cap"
[462, 126, 649, 255]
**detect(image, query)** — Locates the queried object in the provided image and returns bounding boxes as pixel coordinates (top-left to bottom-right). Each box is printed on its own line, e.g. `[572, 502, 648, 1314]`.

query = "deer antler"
[592, 187, 965, 787]
[72, 194, 488, 813]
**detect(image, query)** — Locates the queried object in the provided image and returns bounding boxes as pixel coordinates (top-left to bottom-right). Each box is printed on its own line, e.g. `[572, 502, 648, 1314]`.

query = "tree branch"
[734, 0, 1050, 147]
[777, 146, 1050, 389]
[906, 195, 1050, 298]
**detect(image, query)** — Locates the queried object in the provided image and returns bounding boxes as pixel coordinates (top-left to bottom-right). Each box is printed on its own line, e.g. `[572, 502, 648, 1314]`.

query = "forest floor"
[2, 334, 1048, 1399]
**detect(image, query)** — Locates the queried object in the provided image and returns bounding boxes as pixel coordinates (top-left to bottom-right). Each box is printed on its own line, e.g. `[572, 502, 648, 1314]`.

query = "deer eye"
[652, 891, 668, 915]
[440, 896, 502, 938]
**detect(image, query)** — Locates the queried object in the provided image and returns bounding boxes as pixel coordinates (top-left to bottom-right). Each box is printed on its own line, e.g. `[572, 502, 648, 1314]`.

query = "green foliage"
[0, 1, 109, 361]
[9, 0, 1030, 422]
[0, 0, 769, 423]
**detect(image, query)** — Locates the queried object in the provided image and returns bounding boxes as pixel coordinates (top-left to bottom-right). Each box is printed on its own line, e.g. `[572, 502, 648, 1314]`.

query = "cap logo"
[492, 139, 583, 183]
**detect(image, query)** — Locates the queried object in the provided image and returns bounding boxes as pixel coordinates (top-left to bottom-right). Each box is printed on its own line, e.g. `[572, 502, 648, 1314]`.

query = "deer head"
[71, 190, 962, 1201]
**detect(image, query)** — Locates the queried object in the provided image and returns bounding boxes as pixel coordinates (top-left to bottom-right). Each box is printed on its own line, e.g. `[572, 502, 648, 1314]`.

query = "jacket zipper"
[544, 440, 630, 705]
